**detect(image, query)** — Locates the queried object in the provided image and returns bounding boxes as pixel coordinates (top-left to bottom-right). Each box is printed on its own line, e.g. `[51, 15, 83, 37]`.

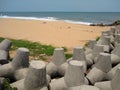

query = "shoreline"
[0, 18, 111, 51]
[0, 16, 91, 25]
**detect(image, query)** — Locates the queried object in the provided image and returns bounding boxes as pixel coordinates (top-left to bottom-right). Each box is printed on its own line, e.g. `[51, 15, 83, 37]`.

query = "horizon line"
[0, 11, 120, 13]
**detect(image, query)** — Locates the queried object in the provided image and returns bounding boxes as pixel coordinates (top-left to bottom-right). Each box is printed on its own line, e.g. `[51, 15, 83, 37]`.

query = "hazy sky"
[0, 0, 120, 12]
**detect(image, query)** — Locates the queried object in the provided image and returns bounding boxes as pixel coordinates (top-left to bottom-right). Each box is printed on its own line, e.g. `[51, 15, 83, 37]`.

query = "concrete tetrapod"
[97, 35, 111, 53]
[106, 28, 115, 35]
[107, 63, 120, 80]
[72, 46, 86, 61]
[95, 81, 112, 90]
[101, 31, 109, 36]
[102, 30, 114, 44]
[14, 61, 50, 81]
[68, 85, 100, 90]
[111, 44, 120, 65]
[111, 67, 120, 90]
[110, 28, 116, 36]
[0, 48, 29, 80]
[49, 78, 67, 90]
[0, 50, 9, 64]
[85, 39, 96, 55]
[12, 48, 29, 70]
[64, 60, 86, 87]
[86, 53, 111, 84]
[14, 68, 29, 81]
[11, 61, 49, 90]
[24, 61, 48, 90]
[114, 27, 118, 35]
[93, 45, 106, 63]
[94, 53, 112, 73]
[115, 25, 120, 34]
[95, 67, 120, 90]
[0, 39, 12, 64]
[107, 29, 115, 39]
[71, 46, 87, 73]
[0, 39, 12, 51]
[86, 44, 104, 67]
[114, 34, 120, 46]
[46, 48, 68, 78]
[50, 60, 88, 90]
[103, 30, 115, 50]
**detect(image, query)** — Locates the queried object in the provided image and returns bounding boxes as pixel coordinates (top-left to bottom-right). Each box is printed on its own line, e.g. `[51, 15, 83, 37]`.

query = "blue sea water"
[0, 12, 120, 25]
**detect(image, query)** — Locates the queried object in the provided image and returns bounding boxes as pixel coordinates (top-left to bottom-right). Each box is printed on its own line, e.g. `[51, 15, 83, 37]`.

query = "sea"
[0, 12, 120, 25]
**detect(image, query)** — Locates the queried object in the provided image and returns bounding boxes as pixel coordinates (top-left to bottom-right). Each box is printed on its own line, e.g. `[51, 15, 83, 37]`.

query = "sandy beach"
[0, 18, 111, 50]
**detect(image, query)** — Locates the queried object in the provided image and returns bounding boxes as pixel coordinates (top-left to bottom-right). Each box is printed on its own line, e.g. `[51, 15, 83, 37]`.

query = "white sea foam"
[64, 20, 91, 25]
[0, 15, 91, 25]
[0, 15, 58, 21]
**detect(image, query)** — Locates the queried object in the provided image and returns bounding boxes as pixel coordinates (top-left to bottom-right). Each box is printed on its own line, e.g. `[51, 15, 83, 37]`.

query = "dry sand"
[0, 18, 111, 50]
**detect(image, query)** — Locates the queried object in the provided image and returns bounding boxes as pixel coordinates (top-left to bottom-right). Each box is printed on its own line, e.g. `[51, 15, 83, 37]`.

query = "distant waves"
[0, 15, 58, 21]
[0, 12, 120, 25]
[0, 15, 91, 25]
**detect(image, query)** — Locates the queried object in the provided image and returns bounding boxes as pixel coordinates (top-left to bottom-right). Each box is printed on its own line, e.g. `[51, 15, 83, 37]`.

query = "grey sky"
[0, 0, 120, 12]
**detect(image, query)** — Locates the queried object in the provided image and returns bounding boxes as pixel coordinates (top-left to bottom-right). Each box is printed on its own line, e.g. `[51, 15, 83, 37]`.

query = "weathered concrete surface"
[46, 48, 68, 78]
[11, 61, 49, 90]
[0, 39, 12, 64]
[68, 85, 100, 90]
[0, 48, 29, 80]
